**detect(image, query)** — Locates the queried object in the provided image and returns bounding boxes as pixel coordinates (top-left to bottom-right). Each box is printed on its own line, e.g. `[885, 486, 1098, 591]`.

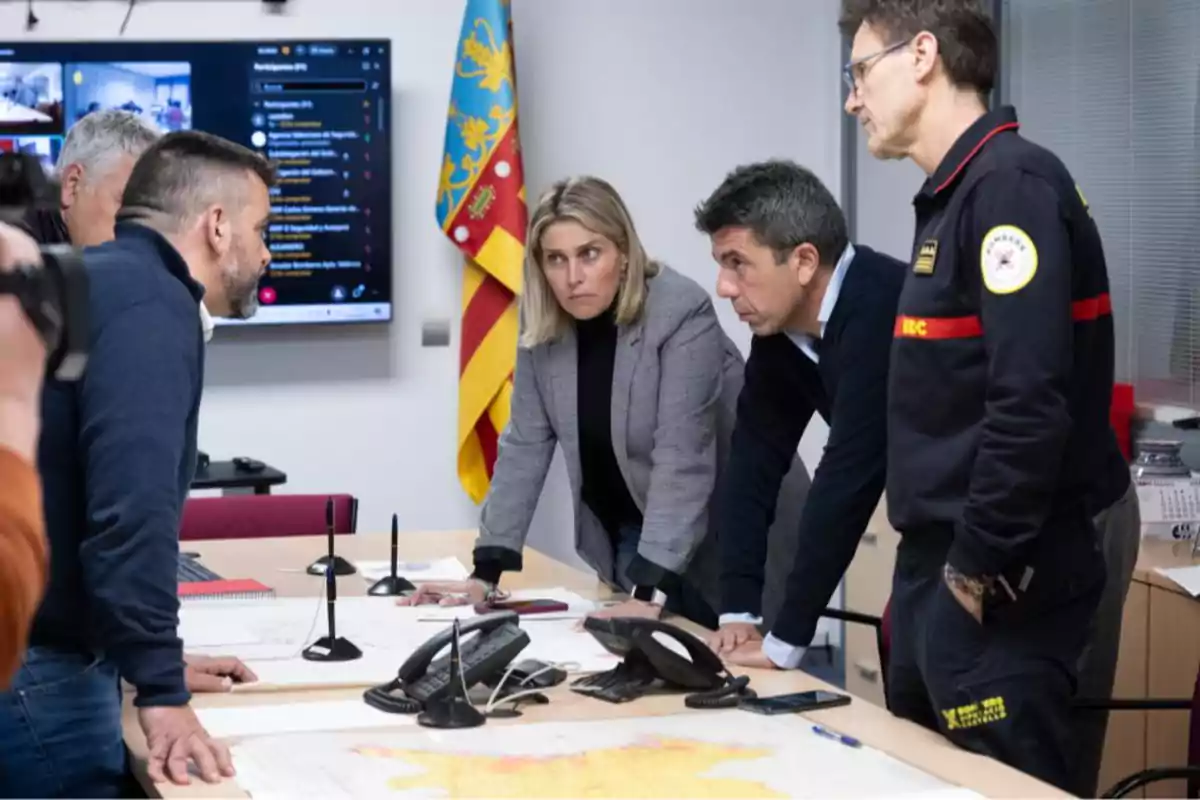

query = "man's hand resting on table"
[587, 598, 662, 621]
[139, 704, 234, 786]
[721, 639, 779, 670]
[184, 654, 257, 692]
[707, 622, 762, 654]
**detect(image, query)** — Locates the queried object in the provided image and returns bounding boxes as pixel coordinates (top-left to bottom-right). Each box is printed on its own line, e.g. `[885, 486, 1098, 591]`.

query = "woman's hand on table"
[395, 579, 487, 607]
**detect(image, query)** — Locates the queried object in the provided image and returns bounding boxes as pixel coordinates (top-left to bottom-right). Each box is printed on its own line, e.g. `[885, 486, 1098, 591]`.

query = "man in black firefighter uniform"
[840, 1, 1132, 794]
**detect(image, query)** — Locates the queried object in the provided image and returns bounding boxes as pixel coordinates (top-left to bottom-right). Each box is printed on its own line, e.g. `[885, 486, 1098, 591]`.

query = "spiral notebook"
[177, 552, 275, 603]
[179, 578, 276, 603]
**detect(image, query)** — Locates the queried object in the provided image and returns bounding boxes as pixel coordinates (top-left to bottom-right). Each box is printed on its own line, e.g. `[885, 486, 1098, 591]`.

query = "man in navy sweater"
[18, 109, 261, 695]
[0, 131, 274, 798]
[694, 160, 905, 669]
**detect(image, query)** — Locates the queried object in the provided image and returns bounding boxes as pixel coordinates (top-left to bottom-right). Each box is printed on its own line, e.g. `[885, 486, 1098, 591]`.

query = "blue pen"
[812, 724, 861, 748]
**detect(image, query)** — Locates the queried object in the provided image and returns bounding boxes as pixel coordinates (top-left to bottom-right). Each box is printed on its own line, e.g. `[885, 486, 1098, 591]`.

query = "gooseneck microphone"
[306, 497, 356, 577]
[302, 503, 362, 662]
[367, 513, 416, 596]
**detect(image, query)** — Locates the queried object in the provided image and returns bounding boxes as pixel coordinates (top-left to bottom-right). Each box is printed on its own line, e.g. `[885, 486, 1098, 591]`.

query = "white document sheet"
[236, 650, 411, 692]
[1156, 564, 1200, 597]
[180, 594, 618, 690]
[197, 700, 411, 740]
[356, 557, 468, 584]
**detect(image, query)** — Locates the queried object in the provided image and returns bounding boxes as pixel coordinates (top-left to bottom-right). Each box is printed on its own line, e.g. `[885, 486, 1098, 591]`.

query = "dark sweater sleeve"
[717, 338, 812, 618]
[78, 299, 196, 707]
[471, 549, 520, 585]
[769, 308, 890, 647]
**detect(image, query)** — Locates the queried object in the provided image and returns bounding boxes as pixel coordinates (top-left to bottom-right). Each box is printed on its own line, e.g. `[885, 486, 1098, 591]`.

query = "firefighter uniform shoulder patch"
[980, 224, 1038, 295]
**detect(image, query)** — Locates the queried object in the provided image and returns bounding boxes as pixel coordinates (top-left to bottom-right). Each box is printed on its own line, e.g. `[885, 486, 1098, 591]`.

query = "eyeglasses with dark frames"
[842, 38, 912, 93]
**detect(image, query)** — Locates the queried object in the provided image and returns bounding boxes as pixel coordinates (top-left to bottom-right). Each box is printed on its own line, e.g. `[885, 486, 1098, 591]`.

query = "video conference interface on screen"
[0, 39, 393, 327]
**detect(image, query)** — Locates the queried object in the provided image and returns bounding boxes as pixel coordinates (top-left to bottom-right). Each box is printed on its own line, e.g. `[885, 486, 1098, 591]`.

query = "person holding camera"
[0, 222, 50, 690]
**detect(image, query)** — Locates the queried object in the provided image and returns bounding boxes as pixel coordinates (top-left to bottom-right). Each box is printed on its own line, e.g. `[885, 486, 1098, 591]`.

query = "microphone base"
[417, 696, 486, 729]
[307, 555, 357, 576]
[301, 636, 362, 662]
[367, 575, 417, 596]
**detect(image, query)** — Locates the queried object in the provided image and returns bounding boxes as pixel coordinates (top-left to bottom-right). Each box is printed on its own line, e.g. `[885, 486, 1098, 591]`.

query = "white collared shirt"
[199, 302, 214, 343]
[785, 242, 856, 364]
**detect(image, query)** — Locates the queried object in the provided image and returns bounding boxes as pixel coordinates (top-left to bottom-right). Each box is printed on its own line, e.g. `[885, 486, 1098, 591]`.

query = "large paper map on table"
[230, 710, 981, 799]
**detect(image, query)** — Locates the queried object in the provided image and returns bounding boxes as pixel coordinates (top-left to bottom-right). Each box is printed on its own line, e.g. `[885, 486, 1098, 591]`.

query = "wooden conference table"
[122, 531, 1062, 798]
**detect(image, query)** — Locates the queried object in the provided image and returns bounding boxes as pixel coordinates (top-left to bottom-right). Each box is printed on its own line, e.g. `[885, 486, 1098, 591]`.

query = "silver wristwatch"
[471, 577, 505, 604]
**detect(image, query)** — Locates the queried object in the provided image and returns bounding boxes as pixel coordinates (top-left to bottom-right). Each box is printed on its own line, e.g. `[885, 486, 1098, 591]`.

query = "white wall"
[3, 0, 844, 573]
[852, 123, 923, 262]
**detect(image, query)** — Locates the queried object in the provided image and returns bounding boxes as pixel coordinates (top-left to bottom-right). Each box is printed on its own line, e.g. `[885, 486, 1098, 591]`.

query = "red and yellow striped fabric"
[436, 0, 528, 503]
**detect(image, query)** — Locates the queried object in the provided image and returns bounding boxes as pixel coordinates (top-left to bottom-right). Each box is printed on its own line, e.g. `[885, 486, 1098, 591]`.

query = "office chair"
[180, 493, 359, 541]
[1080, 659, 1200, 798]
[818, 599, 891, 708]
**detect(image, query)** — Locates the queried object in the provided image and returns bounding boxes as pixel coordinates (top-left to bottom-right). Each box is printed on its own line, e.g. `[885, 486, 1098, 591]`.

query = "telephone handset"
[364, 610, 530, 714]
[571, 616, 755, 708]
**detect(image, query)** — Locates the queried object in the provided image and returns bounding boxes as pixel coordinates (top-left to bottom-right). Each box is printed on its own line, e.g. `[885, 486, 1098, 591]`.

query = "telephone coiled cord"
[683, 672, 756, 709]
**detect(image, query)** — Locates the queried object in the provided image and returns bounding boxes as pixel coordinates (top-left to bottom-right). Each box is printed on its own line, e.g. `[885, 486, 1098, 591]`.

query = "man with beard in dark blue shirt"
[0, 131, 274, 798]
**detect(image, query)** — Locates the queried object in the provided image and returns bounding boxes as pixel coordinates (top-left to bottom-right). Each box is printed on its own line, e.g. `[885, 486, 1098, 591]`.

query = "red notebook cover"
[178, 578, 275, 601]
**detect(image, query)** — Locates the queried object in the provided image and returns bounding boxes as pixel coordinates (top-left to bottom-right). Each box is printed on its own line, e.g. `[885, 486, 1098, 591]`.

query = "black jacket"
[717, 244, 905, 647]
[888, 105, 1128, 579]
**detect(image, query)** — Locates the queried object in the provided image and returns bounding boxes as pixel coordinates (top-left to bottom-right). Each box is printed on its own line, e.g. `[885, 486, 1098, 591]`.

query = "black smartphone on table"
[473, 598, 570, 615]
[738, 690, 852, 715]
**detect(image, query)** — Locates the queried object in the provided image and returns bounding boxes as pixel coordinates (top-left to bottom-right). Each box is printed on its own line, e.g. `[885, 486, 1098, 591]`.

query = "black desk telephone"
[364, 610, 530, 715]
[571, 616, 755, 708]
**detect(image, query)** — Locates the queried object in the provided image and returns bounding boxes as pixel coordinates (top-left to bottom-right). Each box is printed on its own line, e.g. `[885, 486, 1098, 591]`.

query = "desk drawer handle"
[855, 661, 880, 682]
[861, 532, 877, 546]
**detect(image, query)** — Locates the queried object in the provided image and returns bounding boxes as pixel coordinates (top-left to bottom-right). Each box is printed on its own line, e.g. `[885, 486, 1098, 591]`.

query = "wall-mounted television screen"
[0, 39, 393, 327]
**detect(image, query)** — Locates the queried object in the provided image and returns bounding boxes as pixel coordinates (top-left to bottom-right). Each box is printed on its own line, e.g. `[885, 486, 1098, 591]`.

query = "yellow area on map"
[354, 737, 785, 798]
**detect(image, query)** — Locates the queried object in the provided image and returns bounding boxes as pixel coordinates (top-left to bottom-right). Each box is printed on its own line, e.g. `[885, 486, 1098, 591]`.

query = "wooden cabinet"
[1098, 538, 1200, 798]
[843, 499, 899, 708]
[1097, 581, 1149, 798]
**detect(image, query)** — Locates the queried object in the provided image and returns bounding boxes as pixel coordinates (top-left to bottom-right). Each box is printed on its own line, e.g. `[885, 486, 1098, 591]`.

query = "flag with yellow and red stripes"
[437, 0, 527, 504]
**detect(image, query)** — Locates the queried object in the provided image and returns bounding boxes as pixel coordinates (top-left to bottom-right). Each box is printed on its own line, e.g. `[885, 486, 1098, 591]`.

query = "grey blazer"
[477, 265, 810, 620]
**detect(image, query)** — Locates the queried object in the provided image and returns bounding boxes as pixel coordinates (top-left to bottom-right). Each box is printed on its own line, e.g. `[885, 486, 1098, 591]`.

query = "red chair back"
[180, 494, 358, 541]
[1111, 382, 1135, 461]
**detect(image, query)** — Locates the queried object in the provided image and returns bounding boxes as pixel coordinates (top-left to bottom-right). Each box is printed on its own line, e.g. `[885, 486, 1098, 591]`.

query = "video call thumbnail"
[64, 62, 191, 134]
[0, 60, 192, 145]
[0, 62, 63, 135]
[0, 134, 61, 174]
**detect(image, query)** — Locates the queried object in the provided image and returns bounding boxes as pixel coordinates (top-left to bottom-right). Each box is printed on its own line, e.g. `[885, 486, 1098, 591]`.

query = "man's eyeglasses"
[842, 39, 911, 92]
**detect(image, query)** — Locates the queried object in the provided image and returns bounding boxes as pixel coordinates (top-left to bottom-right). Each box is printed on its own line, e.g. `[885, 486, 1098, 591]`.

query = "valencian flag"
[437, 0, 527, 504]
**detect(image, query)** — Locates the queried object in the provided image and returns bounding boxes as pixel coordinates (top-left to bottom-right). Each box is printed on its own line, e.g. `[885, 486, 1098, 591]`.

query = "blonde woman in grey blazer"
[402, 176, 808, 628]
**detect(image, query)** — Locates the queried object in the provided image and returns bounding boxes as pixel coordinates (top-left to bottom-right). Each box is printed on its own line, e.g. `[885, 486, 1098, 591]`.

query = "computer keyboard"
[177, 554, 223, 583]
